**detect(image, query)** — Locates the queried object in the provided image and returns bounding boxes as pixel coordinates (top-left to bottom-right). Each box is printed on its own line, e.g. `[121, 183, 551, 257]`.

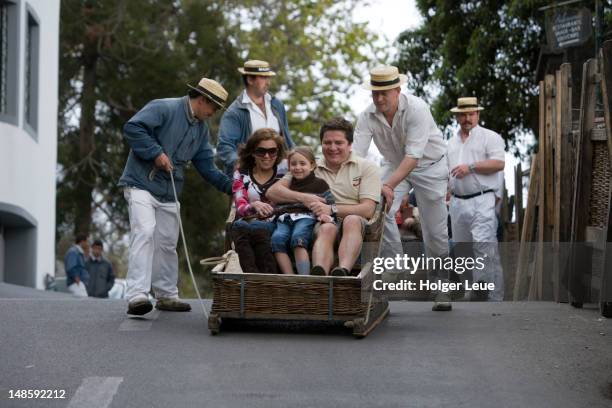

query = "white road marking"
[67, 377, 123, 408]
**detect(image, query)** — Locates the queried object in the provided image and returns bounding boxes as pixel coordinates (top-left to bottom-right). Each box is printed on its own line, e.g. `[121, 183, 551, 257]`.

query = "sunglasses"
[253, 147, 278, 158]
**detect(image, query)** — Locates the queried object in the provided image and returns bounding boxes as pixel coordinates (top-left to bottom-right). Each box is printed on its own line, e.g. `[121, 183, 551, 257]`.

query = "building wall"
[0, 0, 60, 288]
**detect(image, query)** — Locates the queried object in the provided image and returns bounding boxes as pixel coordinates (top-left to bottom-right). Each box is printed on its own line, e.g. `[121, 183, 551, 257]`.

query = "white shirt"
[241, 91, 280, 134]
[447, 125, 505, 196]
[354, 93, 446, 168]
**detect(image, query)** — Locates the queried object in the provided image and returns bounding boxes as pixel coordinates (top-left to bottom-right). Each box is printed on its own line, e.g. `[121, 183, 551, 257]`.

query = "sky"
[352, 0, 522, 199]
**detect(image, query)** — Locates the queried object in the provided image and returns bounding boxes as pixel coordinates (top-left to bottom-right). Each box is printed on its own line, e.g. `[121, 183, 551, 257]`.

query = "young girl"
[271, 147, 335, 275]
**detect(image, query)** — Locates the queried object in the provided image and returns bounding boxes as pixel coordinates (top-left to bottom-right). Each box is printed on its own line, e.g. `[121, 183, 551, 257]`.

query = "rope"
[169, 170, 209, 320]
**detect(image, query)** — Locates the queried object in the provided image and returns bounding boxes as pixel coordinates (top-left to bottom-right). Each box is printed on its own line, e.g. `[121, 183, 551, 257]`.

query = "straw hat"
[362, 65, 408, 91]
[237, 60, 276, 76]
[187, 78, 228, 109]
[450, 97, 484, 113]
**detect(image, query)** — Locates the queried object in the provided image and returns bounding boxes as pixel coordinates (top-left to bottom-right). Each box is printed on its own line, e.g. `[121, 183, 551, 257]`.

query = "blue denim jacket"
[64, 245, 89, 286]
[217, 95, 294, 175]
[118, 96, 231, 201]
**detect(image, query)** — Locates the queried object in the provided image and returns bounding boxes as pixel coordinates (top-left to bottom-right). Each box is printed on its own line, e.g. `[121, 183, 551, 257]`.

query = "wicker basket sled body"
[204, 200, 390, 338]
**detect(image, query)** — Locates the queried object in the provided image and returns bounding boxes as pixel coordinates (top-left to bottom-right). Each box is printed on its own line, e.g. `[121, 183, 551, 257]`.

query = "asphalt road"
[0, 283, 611, 408]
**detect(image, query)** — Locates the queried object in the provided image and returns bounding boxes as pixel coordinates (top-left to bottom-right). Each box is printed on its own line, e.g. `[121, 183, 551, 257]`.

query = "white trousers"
[449, 192, 504, 301]
[382, 159, 449, 277]
[124, 188, 180, 302]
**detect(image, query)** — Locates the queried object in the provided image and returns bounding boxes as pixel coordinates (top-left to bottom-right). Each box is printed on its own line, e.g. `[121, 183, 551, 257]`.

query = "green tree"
[397, 1, 552, 148]
[57, 0, 240, 281]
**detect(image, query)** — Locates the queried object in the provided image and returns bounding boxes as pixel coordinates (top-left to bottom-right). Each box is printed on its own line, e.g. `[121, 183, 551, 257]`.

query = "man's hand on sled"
[381, 184, 394, 212]
[252, 201, 274, 218]
[155, 153, 174, 172]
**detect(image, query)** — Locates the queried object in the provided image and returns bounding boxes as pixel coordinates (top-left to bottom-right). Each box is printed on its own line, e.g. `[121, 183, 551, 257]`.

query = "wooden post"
[568, 58, 599, 305]
[554, 63, 573, 303]
[514, 154, 539, 300]
[600, 41, 612, 167]
[599, 40, 612, 312]
[514, 162, 523, 234]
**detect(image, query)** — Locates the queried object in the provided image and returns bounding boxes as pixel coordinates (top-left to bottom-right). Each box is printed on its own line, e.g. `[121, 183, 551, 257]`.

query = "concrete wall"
[0, 0, 60, 288]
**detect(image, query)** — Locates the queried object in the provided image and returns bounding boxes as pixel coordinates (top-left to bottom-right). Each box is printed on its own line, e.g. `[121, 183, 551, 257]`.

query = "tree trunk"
[74, 34, 98, 236]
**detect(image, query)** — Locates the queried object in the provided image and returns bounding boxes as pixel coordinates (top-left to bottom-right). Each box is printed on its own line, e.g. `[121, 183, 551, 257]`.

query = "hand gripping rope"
[169, 170, 209, 320]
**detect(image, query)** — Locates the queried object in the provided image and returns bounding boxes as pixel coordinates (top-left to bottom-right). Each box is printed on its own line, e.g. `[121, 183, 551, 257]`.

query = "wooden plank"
[572, 59, 598, 243]
[514, 154, 539, 300]
[555, 64, 573, 303]
[215, 312, 361, 321]
[554, 70, 563, 245]
[599, 41, 612, 310]
[602, 40, 612, 166]
[568, 58, 598, 305]
[514, 162, 523, 233]
[544, 75, 555, 231]
[213, 272, 359, 284]
[533, 79, 546, 300]
[535, 77, 557, 300]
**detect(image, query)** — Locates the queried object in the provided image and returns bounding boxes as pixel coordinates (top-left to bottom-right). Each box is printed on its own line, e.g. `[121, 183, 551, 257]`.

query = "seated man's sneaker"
[310, 265, 326, 276]
[155, 298, 192, 312]
[330, 266, 349, 276]
[432, 293, 452, 312]
[127, 298, 153, 315]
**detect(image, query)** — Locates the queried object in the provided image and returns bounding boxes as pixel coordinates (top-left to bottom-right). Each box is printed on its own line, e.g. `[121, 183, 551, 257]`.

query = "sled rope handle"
[170, 170, 209, 320]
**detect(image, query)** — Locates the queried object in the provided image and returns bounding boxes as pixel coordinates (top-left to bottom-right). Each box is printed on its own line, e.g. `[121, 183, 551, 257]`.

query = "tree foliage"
[397, 1, 554, 148]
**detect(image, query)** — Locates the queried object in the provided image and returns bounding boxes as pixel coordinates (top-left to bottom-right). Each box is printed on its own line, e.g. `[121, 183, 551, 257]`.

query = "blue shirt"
[64, 245, 89, 286]
[118, 96, 232, 201]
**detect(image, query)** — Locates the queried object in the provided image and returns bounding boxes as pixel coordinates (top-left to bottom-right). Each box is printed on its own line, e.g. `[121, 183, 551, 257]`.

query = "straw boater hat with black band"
[450, 97, 484, 113]
[187, 78, 228, 109]
[362, 65, 408, 91]
[237, 60, 276, 77]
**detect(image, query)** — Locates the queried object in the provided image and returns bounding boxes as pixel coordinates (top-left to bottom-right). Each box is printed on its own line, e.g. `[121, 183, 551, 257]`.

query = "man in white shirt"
[217, 60, 294, 174]
[447, 97, 505, 301]
[354, 65, 451, 311]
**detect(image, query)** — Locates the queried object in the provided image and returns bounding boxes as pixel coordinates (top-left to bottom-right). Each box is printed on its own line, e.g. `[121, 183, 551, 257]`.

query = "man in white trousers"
[118, 78, 232, 315]
[447, 97, 505, 301]
[354, 65, 451, 311]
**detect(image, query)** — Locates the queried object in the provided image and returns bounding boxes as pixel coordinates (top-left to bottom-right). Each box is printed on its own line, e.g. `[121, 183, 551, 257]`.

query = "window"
[24, 5, 38, 137]
[0, 0, 18, 125]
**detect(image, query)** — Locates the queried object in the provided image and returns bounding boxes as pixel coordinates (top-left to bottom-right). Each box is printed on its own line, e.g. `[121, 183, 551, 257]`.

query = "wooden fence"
[512, 40, 612, 312]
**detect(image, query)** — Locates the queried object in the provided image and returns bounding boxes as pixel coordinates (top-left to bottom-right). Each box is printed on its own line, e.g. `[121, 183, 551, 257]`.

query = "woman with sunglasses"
[230, 128, 287, 274]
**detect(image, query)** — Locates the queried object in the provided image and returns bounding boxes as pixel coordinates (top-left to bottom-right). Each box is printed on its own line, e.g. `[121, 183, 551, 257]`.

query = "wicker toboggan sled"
[201, 200, 389, 338]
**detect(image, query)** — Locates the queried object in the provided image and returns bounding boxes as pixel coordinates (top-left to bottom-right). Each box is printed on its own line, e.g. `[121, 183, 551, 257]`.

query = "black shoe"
[432, 293, 452, 311]
[127, 298, 153, 315]
[310, 265, 326, 276]
[469, 281, 489, 301]
[330, 267, 349, 276]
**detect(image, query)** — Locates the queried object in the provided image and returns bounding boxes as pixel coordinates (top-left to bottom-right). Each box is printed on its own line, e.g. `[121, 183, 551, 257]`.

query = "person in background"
[64, 234, 90, 289]
[218, 60, 294, 175]
[447, 96, 505, 301]
[85, 239, 116, 298]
